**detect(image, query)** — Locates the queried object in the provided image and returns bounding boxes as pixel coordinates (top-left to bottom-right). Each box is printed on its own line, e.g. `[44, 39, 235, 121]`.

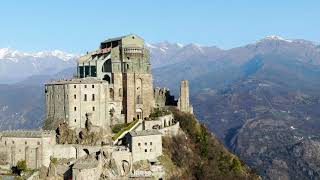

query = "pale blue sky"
[0, 0, 319, 53]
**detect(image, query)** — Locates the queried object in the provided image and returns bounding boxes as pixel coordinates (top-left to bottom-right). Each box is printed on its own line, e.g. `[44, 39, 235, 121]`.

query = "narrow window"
[74, 107, 77, 111]
[92, 85, 94, 88]
[74, 94, 76, 99]
[25, 141, 27, 145]
[74, 119, 76, 122]
[84, 94, 87, 101]
[145, 149, 147, 152]
[150, 149, 152, 152]
[92, 106, 95, 111]
[145, 142, 147, 146]
[92, 94, 95, 101]
[150, 142, 152, 145]
[119, 88, 122, 97]
[138, 143, 141, 146]
[109, 88, 114, 100]
[84, 85, 87, 88]
[74, 85, 76, 88]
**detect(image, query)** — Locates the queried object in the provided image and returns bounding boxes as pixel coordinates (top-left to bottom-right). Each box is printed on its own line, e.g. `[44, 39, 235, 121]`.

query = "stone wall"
[178, 80, 193, 114]
[159, 122, 180, 136]
[0, 130, 56, 168]
[144, 114, 174, 130]
[45, 78, 126, 134]
[124, 73, 154, 123]
[128, 132, 162, 162]
[154, 87, 177, 108]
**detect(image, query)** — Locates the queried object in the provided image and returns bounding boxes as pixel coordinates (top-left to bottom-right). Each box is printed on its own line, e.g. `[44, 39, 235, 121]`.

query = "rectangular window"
[150, 142, 152, 145]
[138, 143, 141, 146]
[92, 106, 95, 111]
[145, 149, 147, 152]
[92, 94, 95, 101]
[84, 85, 87, 88]
[92, 85, 94, 88]
[74, 85, 76, 88]
[74, 94, 76, 99]
[74, 107, 77, 111]
[84, 94, 87, 101]
[145, 142, 147, 146]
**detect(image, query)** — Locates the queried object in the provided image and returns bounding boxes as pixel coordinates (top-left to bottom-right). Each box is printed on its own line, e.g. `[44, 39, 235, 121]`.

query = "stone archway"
[136, 108, 143, 120]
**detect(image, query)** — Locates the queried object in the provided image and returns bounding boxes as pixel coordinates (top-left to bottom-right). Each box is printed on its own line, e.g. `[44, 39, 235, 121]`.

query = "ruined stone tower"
[178, 80, 193, 114]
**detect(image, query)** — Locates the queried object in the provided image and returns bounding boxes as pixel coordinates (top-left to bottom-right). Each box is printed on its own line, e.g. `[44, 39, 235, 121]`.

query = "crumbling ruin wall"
[154, 88, 177, 108]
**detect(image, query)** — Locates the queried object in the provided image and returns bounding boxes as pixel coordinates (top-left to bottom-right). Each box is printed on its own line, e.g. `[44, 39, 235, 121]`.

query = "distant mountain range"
[1, 36, 320, 179]
[0, 48, 77, 83]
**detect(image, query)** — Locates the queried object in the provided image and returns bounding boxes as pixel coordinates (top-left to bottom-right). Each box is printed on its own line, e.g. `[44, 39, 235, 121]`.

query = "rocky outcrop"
[56, 120, 108, 146]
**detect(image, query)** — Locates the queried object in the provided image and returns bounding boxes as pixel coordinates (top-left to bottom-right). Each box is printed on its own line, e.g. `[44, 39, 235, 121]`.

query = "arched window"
[119, 88, 122, 97]
[109, 88, 114, 100]
[103, 75, 111, 83]
[137, 95, 142, 104]
[102, 59, 112, 72]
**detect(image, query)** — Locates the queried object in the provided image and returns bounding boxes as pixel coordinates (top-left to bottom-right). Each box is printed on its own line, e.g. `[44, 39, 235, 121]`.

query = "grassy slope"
[160, 108, 260, 180]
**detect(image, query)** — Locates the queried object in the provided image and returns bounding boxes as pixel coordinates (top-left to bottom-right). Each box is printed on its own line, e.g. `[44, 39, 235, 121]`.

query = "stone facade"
[0, 34, 194, 179]
[144, 114, 174, 130]
[0, 130, 56, 168]
[178, 80, 193, 113]
[77, 34, 154, 123]
[126, 130, 162, 162]
[72, 156, 102, 180]
[154, 87, 177, 108]
[45, 77, 124, 132]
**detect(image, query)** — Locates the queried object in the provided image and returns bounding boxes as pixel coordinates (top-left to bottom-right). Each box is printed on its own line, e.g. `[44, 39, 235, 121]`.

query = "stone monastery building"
[45, 34, 155, 131]
[0, 34, 193, 179]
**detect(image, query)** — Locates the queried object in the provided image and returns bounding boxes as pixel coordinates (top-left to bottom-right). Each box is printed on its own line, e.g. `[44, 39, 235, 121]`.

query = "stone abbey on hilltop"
[45, 34, 192, 132]
[0, 34, 193, 179]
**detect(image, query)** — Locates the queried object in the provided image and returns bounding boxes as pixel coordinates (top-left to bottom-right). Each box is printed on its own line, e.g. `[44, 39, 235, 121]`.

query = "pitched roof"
[101, 34, 130, 43]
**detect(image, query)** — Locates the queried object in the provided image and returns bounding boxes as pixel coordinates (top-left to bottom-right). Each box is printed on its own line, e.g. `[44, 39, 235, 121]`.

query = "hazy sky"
[0, 0, 319, 53]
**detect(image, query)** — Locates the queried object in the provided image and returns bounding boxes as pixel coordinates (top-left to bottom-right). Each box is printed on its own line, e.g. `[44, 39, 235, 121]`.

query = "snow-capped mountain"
[0, 48, 78, 83]
[0, 35, 319, 84]
[0, 48, 76, 61]
[146, 42, 221, 67]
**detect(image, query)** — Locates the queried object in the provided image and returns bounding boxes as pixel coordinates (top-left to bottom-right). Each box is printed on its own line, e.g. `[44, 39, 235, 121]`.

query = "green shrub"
[165, 107, 259, 180]
[51, 157, 58, 165]
[149, 108, 171, 119]
[231, 157, 243, 174]
[12, 160, 27, 175]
